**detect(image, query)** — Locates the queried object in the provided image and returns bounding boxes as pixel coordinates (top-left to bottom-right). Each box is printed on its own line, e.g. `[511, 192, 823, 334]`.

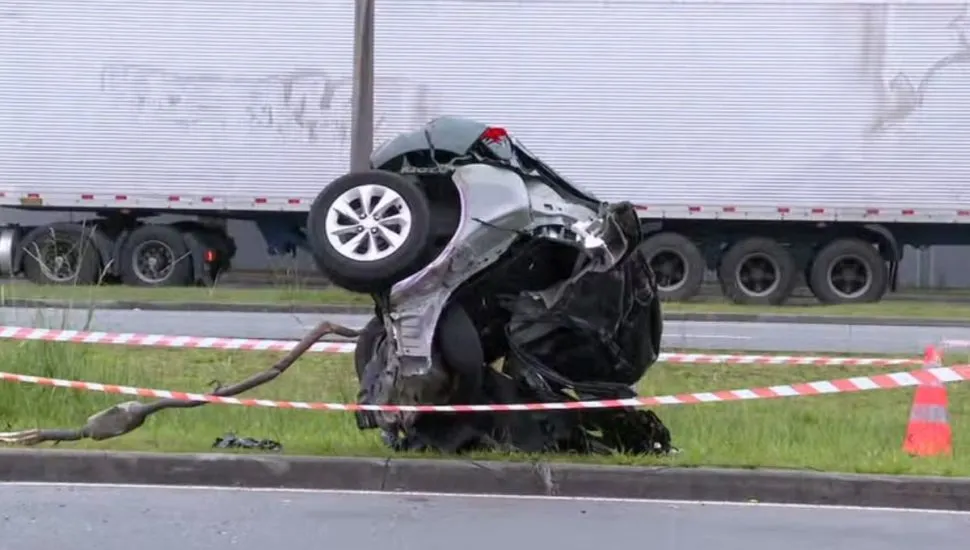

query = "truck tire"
[307, 170, 432, 294]
[808, 238, 888, 304]
[119, 224, 193, 287]
[717, 237, 796, 305]
[20, 224, 101, 285]
[637, 232, 705, 301]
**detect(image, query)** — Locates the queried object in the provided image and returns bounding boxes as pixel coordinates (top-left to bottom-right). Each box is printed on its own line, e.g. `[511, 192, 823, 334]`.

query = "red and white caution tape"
[1, 365, 966, 413]
[0, 326, 923, 367]
[654, 353, 920, 367]
[0, 325, 354, 354]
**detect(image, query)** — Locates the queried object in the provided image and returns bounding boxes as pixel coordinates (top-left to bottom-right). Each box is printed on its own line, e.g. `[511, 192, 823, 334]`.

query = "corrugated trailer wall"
[193, 0, 970, 292]
[4, 0, 970, 290]
[8, 0, 970, 210]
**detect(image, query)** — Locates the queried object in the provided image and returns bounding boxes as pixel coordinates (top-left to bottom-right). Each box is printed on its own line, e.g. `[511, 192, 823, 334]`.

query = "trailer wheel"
[808, 238, 887, 304]
[20, 224, 101, 285]
[637, 232, 705, 301]
[119, 224, 193, 287]
[718, 237, 796, 305]
[307, 170, 432, 294]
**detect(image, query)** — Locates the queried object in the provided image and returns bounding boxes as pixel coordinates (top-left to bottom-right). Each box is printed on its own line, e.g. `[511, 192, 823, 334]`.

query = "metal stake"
[349, 0, 375, 172]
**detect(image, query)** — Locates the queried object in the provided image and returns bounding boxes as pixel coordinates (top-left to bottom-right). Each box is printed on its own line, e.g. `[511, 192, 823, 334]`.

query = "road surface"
[3, 483, 966, 550]
[0, 306, 961, 355]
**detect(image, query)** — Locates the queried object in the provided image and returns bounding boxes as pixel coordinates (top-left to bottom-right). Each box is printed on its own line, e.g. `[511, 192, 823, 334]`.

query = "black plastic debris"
[212, 432, 283, 453]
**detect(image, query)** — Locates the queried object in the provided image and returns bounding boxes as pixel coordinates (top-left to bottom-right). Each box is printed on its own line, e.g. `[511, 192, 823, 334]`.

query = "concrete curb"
[2, 298, 968, 328]
[0, 449, 968, 510]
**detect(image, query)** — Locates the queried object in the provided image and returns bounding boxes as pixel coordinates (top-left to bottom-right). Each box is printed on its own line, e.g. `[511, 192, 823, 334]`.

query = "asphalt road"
[0, 306, 964, 355]
[3, 483, 966, 550]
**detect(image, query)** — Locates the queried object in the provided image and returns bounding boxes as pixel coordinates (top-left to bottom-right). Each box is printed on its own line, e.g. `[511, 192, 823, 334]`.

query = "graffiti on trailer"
[872, 7, 970, 134]
[99, 65, 433, 145]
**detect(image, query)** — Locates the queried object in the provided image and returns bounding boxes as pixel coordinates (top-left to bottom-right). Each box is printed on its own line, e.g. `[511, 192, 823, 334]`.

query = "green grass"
[0, 340, 967, 476]
[667, 300, 970, 320]
[0, 282, 372, 307]
[4, 281, 970, 321]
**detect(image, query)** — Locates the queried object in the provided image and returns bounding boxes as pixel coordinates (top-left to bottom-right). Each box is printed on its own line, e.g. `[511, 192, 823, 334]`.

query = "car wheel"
[307, 170, 433, 294]
[718, 237, 796, 305]
[637, 232, 705, 302]
[808, 238, 888, 304]
[353, 316, 387, 431]
[435, 303, 485, 399]
[355, 305, 485, 397]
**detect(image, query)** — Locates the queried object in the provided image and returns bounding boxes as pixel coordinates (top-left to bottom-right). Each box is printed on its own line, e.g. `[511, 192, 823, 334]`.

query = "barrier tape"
[942, 340, 970, 349]
[1, 365, 966, 412]
[0, 326, 923, 367]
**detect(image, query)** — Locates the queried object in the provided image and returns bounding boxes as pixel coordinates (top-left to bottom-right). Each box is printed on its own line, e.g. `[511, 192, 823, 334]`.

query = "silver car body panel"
[386, 163, 604, 382]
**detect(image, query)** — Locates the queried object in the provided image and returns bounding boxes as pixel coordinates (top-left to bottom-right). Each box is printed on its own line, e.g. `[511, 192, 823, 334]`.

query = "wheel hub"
[735, 253, 780, 297]
[827, 255, 872, 299]
[649, 250, 688, 291]
[133, 240, 175, 284]
[34, 236, 82, 282]
[325, 184, 413, 262]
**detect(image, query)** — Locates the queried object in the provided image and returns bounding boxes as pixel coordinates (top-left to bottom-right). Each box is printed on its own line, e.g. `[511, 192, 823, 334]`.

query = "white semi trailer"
[0, 0, 967, 305]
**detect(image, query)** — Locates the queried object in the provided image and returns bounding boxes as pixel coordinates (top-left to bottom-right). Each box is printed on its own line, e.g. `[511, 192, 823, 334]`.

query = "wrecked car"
[0, 116, 672, 457]
[306, 116, 672, 455]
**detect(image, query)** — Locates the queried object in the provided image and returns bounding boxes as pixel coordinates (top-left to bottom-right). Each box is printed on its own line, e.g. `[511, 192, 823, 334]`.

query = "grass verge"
[667, 300, 970, 321]
[0, 341, 967, 476]
[3, 282, 970, 321]
[0, 282, 372, 307]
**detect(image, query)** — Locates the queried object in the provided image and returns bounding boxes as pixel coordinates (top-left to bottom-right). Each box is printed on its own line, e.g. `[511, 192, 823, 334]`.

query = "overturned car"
[0, 116, 672, 456]
[307, 116, 672, 455]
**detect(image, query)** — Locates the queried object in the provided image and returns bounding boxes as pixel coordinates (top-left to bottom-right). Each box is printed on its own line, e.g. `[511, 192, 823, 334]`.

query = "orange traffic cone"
[902, 345, 952, 457]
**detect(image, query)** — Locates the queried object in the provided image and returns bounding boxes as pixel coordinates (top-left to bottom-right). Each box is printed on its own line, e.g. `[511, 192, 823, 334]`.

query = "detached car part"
[310, 116, 672, 455]
[0, 116, 673, 457]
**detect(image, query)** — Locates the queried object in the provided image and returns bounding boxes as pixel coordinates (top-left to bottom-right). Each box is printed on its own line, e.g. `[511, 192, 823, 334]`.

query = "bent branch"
[0, 320, 361, 446]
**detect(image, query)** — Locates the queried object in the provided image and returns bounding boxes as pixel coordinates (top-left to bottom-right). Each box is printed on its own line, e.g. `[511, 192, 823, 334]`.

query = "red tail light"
[480, 126, 508, 144]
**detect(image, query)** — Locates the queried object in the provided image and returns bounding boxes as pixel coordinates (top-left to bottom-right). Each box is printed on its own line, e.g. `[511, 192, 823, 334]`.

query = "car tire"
[637, 232, 705, 302]
[808, 238, 888, 304]
[354, 316, 386, 382]
[354, 304, 485, 397]
[307, 170, 433, 294]
[435, 303, 485, 398]
[20, 223, 101, 285]
[718, 237, 796, 305]
[352, 316, 386, 431]
[119, 224, 194, 287]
